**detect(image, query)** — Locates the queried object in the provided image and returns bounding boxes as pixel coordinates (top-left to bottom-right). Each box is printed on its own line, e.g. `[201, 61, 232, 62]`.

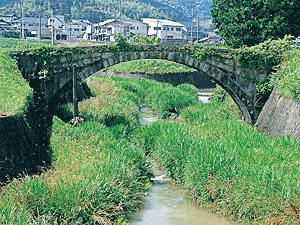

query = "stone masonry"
[13, 46, 268, 124]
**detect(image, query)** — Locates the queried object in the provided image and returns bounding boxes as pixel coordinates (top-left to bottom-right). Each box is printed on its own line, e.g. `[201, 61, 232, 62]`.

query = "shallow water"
[128, 176, 232, 225]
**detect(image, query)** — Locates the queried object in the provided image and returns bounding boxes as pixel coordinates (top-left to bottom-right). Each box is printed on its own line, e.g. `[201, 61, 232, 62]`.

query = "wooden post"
[73, 64, 79, 118]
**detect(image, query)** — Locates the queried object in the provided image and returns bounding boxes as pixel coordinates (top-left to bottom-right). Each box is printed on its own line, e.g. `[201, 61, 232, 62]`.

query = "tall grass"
[0, 38, 51, 116]
[271, 47, 300, 102]
[1, 54, 300, 224]
[132, 98, 300, 224]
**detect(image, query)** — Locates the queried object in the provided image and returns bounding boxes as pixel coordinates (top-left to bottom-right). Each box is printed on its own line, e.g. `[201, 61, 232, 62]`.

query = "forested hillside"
[159, 0, 213, 20]
[0, 0, 187, 23]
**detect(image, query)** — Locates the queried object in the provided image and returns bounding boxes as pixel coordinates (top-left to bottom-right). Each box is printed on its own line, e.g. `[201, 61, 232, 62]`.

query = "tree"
[210, 0, 300, 48]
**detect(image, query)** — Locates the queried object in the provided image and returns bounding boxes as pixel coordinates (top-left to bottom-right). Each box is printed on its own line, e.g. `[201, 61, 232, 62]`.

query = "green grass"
[131, 96, 300, 224]
[0, 38, 51, 116]
[105, 59, 195, 74]
[1, 37, 300, 224]
[271, 47, 300, 102]
[1, 72, 300, 224]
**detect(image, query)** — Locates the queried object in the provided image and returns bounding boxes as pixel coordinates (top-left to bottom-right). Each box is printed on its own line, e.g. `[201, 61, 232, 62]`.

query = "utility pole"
[197, 17, 199, 43]
[156, 19, 158, 38]
[19, 2, 22, 39]
[69, 18, 72, 41]
[39, 13, 41, 40]
[51, 8, 54, 45]
[119, 0, 122, 19]
[73, 64, 78, 118]
[191, 3, 194, 44]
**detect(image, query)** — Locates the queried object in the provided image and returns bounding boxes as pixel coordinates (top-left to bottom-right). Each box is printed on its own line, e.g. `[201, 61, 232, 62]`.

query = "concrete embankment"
[256, 89, 300, 138]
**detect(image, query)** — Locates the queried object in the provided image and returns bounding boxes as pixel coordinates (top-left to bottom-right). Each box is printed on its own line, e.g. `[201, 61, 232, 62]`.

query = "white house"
[122, 19, 147, 37]
[65, 19, 90, 40]
[15, 17, 49, 38]
[142, 18, 184, 40]
[0, 14, 20, 24]
[47, 15, 68, 40]
[94, 19, 131, 41]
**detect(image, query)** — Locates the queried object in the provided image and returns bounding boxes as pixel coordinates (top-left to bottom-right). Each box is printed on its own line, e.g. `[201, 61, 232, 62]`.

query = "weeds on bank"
[0, 51, 32, 116]
[132, 93, 300, 224]
[0, 38, 51, 116]
[0, 75, 198, 224]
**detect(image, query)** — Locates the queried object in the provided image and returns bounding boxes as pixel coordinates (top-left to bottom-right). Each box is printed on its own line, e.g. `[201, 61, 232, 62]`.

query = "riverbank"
[1, 37, 300, 224]
[131, 94, 300, 224]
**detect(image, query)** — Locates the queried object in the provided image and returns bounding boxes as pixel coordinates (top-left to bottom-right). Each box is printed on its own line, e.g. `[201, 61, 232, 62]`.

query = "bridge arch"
[15, 47, 268, 124]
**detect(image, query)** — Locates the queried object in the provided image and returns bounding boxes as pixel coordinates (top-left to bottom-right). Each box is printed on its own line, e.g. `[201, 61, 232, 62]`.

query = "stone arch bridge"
[13, 45, 268, 124]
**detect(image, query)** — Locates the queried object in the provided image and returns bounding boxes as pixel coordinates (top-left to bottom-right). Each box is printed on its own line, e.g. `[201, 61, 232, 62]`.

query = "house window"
[154, 27, 161, 30]
[163, 27, 166, 30]
[74, 28, 79, 31]
[28, 24, 33, 26]
[137, 27, 139, 30]
[130, 26, 135, 30]
[176, 28, 181, 31]
[171, 27, 174, 31]
[167, 35, 173, 39]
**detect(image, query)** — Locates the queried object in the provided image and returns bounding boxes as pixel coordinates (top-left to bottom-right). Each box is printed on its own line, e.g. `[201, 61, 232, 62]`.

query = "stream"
[129, 101, 232, 225]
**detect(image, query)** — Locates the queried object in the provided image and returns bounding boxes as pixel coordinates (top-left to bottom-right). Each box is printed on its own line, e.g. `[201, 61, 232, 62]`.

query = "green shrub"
[145, 87, 198, 118]
[176, 83, 199, 95]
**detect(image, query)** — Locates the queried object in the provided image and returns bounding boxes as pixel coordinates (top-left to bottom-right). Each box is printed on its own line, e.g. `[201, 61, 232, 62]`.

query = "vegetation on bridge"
[13, 35, 294, 85]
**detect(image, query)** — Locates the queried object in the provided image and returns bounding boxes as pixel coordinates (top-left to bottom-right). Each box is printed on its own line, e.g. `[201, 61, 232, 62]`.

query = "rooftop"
[142, 18, 184, 27]
[16, 17, 48, 24]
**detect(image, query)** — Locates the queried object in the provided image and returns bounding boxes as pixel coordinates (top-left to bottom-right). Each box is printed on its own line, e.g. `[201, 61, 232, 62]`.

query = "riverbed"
[128, 104, 232, 225]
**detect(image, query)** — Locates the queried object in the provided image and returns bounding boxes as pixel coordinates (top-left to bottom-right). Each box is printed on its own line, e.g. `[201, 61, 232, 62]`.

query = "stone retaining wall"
[0, 115, 38, 183]
[255, 90, 300, 138]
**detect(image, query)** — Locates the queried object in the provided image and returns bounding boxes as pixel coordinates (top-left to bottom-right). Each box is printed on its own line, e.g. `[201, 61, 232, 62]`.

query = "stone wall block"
[123, 53, 129, 62]
[59, 75, 67, 89]
[256, 90, 300, 138]
[167, 52, 175, 61]
[103, 59, 109, 68]
[193, 59, 200, 69]
[102, 52, 114, 59]
[108, 58, 114, 66]
[187, 57, 194, 67]
[78, 71, 85, 82]
[60, 57, 67, 63]
[119, 53, 124, 63]
[184, 55, 190, 64]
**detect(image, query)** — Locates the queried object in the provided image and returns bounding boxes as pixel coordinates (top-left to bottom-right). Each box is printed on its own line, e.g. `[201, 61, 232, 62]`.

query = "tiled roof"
[15, 17, 48, 24]
[142, 18, 184, 27]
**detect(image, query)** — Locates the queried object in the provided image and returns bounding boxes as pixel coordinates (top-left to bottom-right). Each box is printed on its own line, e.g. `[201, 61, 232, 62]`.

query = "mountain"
[159, 0, 213, 20]
[0, 0, 187, 23]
